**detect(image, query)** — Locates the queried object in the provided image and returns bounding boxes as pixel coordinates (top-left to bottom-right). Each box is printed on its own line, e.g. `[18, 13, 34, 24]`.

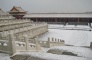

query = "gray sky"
[0, 0, 92, 13]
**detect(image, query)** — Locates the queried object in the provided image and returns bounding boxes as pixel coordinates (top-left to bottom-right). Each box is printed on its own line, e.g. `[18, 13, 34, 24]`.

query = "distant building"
[0, 8, 14, 19]
[9, 6, 27, 19]
[23, 13, 92, 24]
[0, 8, 7, 15]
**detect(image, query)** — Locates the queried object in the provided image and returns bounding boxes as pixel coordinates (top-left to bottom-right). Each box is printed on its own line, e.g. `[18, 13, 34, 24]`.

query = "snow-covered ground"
[38, 24, 92, 46]
[48, 46, 92, 59]
[0, 24, 92, 60]
[11, 51, 91, 60]
[48, 24, 92, 31]
[48, 24, 91, 28]
[0, 53, 11, 60]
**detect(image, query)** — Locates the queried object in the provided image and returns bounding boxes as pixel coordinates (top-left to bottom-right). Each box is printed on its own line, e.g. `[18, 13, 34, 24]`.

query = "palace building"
[8, 6, 92, 25]
[9, 6, 27, 19]
[23, 13, 92, 25]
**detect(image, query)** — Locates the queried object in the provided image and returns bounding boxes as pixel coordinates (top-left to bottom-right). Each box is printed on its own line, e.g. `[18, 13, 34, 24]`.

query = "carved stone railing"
[0, 19, 30, 26]
[0, 22, 48, 36]
[0, 19, 48, 54]
[39, 37, 65, 48]
[0, 22, 32, 31]
[0, 34, 41, 55]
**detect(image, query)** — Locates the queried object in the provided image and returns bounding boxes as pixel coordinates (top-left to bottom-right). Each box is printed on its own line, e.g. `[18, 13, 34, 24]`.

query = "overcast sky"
[0, 0, 92, 13]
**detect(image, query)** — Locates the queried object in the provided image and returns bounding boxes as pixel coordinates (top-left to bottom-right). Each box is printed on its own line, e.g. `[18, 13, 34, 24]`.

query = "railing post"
[24, 35, 29, 51]
[35, 36, 41, 51]
[55, 38, 57, 46]
[52, 37, 54, 46]
[47, 37, 50, 48]
[8, 33, 16, 55]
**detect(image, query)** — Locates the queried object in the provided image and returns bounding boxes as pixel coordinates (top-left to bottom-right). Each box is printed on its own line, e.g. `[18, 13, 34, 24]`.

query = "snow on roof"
[0, 9, 7, 15]
[0, 40, 8, 43]
[15, 41, 25, 44]
[24, 13, 92, 18]
[29, 43, 36, 45]
[10, 6, 26, 12]
[15, 7, 26, 12]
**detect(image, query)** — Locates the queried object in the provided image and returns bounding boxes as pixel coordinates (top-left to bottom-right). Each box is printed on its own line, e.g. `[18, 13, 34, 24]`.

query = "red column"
[55, 18, 57, 22]
[78, 18, 79, 22]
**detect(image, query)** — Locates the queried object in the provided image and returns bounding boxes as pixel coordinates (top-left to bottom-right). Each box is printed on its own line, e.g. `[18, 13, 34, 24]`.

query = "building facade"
[23, 13, 92, 26]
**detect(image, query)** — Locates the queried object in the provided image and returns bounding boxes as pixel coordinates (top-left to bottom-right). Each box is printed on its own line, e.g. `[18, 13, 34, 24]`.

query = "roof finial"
[14, 6, 16, 7]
